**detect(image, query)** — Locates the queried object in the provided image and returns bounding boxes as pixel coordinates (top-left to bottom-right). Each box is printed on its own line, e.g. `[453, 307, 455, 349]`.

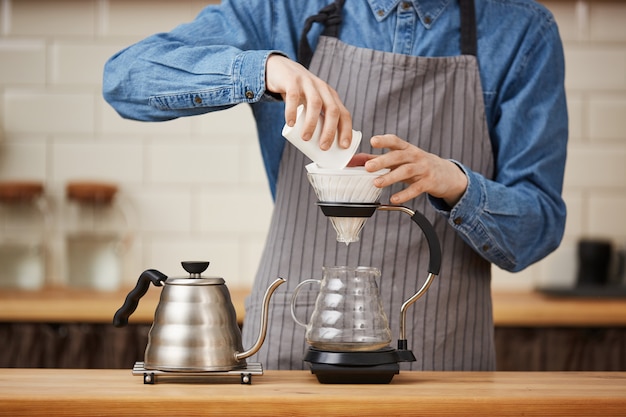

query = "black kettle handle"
[112, 269, 167, 327]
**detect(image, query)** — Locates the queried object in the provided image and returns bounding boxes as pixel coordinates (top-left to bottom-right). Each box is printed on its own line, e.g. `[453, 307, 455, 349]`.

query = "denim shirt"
[103, 0, 568, 272]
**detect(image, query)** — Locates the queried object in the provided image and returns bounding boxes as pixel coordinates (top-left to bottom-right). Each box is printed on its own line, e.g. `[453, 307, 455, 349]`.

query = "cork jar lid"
[0, 181, 44, 203]
[66, 181, 118, 204]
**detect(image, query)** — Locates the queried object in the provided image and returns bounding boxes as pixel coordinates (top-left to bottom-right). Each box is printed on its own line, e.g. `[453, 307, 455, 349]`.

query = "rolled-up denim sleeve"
[102, 2, 285, 121]
[145, 50, 280, 111]
[429, 17, 568, 273]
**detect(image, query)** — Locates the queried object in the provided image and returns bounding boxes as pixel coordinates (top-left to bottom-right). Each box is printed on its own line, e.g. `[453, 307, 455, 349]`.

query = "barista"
[103, 0, 568, 370]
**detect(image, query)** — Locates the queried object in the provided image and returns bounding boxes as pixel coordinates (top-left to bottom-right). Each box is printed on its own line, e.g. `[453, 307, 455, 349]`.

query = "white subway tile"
[588, 94, 626, 141]
[0, 40, 46, 84]
[106, 0, 195, 37]
[10, 0, 96, 37]
[0, 1, 8, 36]
[566, 94, 584, 142]
[3, 89, 95, 134]
[191, 0, 219, 14]
[534, 241, 578, 289]
[117, 235, 142, 287]
[241, 141, 272, 186]
[100, 102, 193, 135]
[51, 138, 143, 183]
[588, 193, 626, 238]
[198, 186, 273, 233]
[564, 144, 626, 188]
[564, 46, 626, 91]
[543, 1, 580, 41]
[146, 235, 241, 284]
[0, 137, 47, 180]
[130, 186, 192, 233]
[589, 1, 626, 41]
[50, 42, 124, 86]
[562, 190, 584, 238]
[239, 233, 267, 286]
[491, 263, 537, 291]
[195, 104, 257, 138]
[194, 104, 269, 186]
[148, 142, 241, 184]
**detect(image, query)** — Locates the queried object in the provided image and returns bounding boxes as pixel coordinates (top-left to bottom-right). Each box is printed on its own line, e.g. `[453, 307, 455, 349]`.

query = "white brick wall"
[0, 0, 624, 290]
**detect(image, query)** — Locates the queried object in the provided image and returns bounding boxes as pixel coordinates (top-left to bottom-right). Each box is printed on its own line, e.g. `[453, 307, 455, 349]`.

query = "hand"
[351, 134, 468, 207]
[265, 54, 353, 150]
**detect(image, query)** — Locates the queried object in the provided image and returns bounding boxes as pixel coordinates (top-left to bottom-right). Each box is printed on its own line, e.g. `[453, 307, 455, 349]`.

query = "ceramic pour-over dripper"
[306, 163, 389, 244]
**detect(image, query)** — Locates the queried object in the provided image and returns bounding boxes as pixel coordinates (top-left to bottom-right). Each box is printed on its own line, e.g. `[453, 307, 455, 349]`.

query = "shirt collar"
[366, 0, 451, 29]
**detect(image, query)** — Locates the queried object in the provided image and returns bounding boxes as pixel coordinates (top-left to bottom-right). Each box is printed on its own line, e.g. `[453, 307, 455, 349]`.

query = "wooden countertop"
[0, 369, 624, 416]
[1, 287, 625, 327]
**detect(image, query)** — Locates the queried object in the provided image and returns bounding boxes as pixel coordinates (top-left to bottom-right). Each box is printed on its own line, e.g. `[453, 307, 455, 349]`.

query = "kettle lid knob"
[181, 261, 210, 276]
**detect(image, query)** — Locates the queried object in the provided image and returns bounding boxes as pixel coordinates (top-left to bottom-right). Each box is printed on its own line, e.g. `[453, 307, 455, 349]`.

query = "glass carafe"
[291, 266, 392, 352]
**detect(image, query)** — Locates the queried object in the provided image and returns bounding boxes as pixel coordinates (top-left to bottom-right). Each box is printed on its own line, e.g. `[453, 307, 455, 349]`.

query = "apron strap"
[297, 0, 345, 67]
[459, 0, 477, 56]
[297, 0, 477, 67]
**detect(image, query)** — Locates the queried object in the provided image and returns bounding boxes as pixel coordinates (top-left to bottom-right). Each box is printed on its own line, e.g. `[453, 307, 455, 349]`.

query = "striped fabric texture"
[242, 35, 496, 371]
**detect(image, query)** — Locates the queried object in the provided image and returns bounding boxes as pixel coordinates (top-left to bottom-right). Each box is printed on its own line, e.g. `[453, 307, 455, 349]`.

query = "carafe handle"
[112, 269, 167, 327]
[409, 209, 442, 275]
[377, 205, 442, 342]
[290, 279, 320, 328]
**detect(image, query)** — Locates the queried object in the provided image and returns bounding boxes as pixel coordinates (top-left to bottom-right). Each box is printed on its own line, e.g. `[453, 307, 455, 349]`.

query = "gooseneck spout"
[235, 277, 286, 361]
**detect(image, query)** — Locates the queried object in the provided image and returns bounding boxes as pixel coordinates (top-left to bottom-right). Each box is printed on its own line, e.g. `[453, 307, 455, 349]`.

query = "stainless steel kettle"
[113, 261, 285, 372]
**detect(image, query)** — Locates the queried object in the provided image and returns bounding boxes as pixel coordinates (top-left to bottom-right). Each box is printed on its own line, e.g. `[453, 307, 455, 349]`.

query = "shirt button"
[453, 217, 463, 225]
[377, 9, 384, 16]
[482, 244, 490, 252]
[194, 96, 202, 104]
[245, 90, 254, 99]
[402, 2, 411, 9]
[424, 15, 432, 24]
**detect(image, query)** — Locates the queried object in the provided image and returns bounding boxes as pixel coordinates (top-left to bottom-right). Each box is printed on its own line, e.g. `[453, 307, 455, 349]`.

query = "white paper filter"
[306, 163, 389, 244]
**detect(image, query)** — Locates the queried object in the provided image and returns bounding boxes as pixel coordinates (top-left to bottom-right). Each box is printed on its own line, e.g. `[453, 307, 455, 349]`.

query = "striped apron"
[242, 0, 496, 371]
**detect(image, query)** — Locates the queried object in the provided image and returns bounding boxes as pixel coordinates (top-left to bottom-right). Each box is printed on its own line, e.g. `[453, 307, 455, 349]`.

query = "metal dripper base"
[318, 202, 379, 244]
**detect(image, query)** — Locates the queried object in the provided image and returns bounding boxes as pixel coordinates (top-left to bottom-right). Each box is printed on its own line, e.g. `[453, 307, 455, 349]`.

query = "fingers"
[317, 96, 342, 150]
[364, 134, 417, 173]
[363, 133, 469, 205]
[282, 91, 300, 128]
[370, 134, 411, 153]
[363, 134, 433, 203]
[375, 160, 436, 205]
[299, 81, 350, 150]
[373, 161, 423, 189]
[265, 54, 352, 150]
[389, 185, 424, 205]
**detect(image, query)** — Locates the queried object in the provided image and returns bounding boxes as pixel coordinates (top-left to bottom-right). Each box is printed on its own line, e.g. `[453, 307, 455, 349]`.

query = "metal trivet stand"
[133, 362, 263, 385]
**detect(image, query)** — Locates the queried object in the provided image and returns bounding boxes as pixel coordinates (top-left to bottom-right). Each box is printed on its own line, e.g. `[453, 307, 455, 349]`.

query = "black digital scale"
[304, 342, 417, 384]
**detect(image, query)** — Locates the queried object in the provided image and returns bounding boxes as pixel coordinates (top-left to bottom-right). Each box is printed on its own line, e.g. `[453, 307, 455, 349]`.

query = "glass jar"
[0, 181, 49, 290]
[64, 181, 129, 291]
